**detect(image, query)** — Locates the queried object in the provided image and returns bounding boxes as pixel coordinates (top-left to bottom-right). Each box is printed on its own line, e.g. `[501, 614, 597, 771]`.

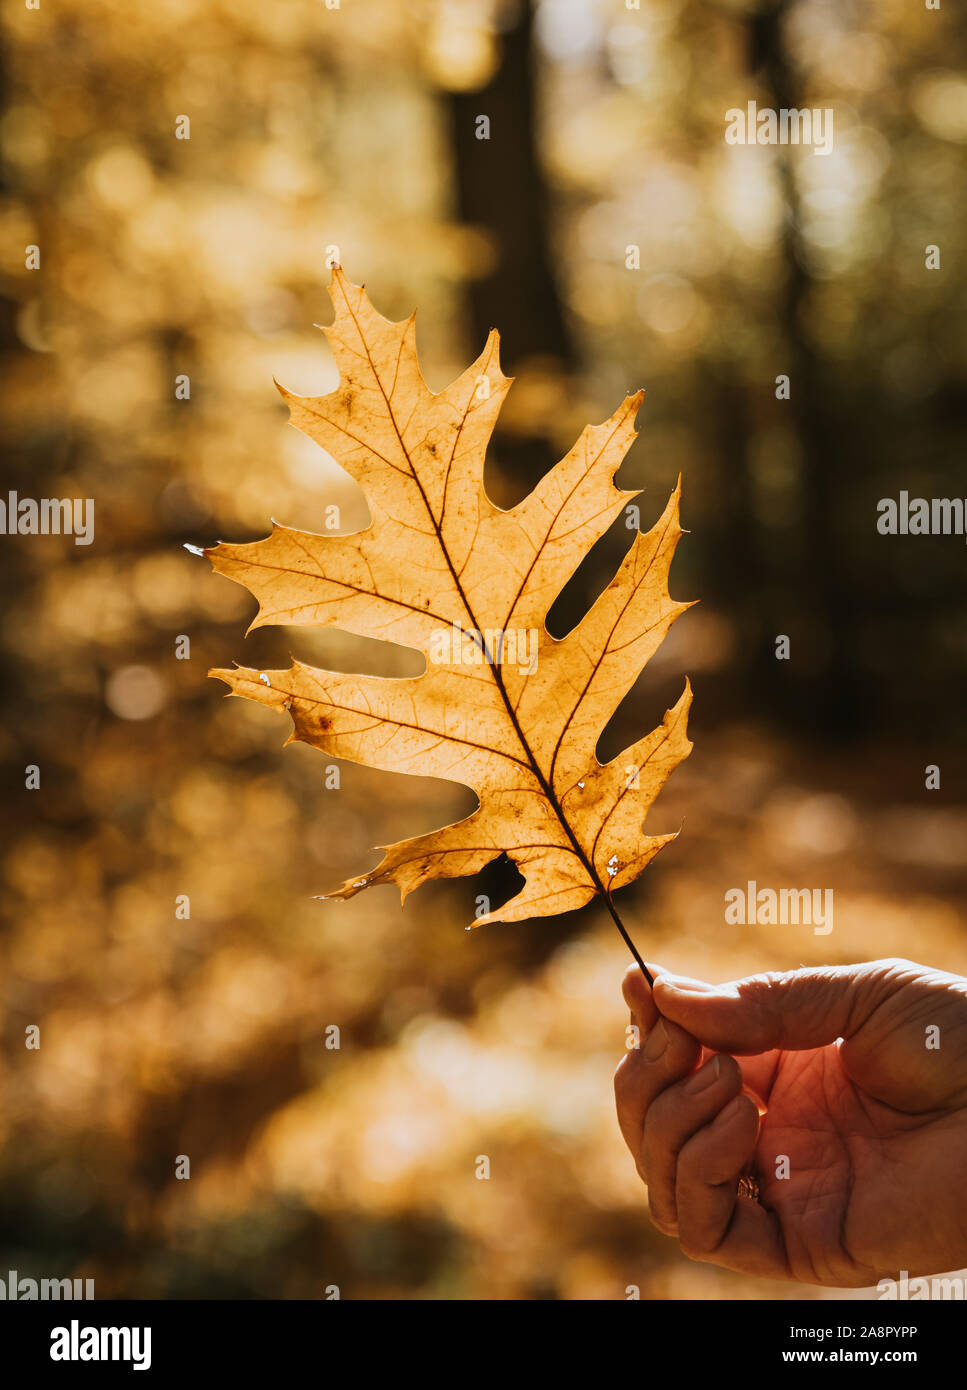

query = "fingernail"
[643, 1019, 669, 1060]
[684, 1056, 721, 1093]
[660, 973, 715, 995]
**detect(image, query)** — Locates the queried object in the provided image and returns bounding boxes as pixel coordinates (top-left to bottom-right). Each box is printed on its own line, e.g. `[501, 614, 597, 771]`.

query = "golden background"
[1, 0, 965, 1298]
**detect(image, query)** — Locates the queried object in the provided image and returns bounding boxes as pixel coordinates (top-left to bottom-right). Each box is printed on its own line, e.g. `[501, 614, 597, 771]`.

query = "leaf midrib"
[340, 288, 626, 904]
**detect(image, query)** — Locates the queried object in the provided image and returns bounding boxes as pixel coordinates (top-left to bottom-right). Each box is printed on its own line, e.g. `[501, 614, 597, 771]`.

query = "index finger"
[614, 965, 702, 1161]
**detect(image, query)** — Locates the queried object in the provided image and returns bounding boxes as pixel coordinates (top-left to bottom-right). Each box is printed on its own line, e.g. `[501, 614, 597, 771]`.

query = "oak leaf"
[208, 269, 693, 935]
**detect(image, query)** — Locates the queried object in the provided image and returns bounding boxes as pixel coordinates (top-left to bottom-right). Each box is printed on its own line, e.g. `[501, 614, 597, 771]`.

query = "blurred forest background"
[1, 0, 966, 1300]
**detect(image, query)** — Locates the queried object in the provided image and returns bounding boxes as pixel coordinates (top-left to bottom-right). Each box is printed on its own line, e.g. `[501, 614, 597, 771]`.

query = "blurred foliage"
[0, 0, 965, 1299]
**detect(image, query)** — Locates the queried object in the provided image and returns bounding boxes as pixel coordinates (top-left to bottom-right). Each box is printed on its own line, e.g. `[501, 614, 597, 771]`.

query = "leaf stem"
[602, 895, 654, 987]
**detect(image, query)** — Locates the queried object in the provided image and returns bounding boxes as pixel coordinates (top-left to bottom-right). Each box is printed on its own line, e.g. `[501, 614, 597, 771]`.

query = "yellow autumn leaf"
[208, 268, 693, 950]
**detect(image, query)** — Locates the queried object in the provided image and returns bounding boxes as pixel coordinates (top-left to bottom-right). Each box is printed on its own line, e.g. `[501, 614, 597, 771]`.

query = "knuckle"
[874, 956, 918, 973]
[744, 969, 787, 1002]
[737, 970, 789, 1042]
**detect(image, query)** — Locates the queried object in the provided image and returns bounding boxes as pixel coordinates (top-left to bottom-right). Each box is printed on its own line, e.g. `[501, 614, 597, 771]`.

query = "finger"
[622, 962, 660, 1037]
[652, 964, 889, 1055]
[675, 1093, 766, 1261]
[641, 1052, 743, 1233]
[696, 1043, 778, 1105]
[737, 1050, 781, 1104]
[646, 970, 779, 1099]
[614, 970, 701, 1161]
[673, 1095, 791, 1279]
[693, 1194, 790, 1280]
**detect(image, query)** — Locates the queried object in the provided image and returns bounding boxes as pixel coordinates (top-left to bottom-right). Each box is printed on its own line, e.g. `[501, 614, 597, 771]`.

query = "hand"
[613, 957, 967, 1286]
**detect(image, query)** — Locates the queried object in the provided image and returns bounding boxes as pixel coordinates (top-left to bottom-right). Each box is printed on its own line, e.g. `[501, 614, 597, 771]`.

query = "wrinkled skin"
[613, 958, 967, 1286]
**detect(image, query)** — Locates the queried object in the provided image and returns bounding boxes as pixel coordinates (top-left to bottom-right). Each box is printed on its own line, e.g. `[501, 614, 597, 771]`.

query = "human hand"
[613, 957, 967, 1285]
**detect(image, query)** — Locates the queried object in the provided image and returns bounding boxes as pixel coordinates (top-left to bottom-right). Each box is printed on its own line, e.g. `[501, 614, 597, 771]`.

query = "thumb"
[653, 963, 886, 1054]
